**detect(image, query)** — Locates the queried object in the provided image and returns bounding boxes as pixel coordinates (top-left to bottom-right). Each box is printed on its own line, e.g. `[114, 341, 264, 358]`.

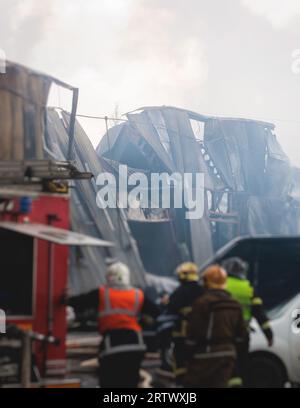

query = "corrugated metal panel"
[0, 62, 51, 161]
[96, 105, 298, 269]
[97, 106, 215, 268]
[45, 109, 147, 294]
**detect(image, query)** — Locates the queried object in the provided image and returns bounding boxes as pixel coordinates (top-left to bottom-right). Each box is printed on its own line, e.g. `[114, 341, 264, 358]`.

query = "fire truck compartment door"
[0, 222, 114, 247]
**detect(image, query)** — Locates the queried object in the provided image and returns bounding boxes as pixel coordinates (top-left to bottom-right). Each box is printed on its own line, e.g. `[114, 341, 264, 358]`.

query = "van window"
[256, 241, 300, 308]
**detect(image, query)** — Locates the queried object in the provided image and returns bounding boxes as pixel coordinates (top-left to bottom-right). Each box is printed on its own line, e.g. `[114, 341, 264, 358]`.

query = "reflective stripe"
[99, 331, 146, 358]
[100, 344, 146, 358]
[100, 343, 146, 358]
[174, 367, 187, 376]
[157, 322, 175, 332]
[206, 312, 214, 353]
[98, 287, 140, 318]
[173, 331, 185, 338]
[262, 321, 271, 330]
[194, 350, 236, 360]
[104, 286, 110, 310]
[133, 289, 140, 312]
[99, 309, 137, 317]
[228, 377, 243, 387]
[173, 307, 192, 338]
[158, 314, 177, 332]
[252, 297, 263, 306]
[173, 321, 188, 338]
[179, 306, 192, 316]
[157, 314, 178, 323]
[98, 286, 143, 333]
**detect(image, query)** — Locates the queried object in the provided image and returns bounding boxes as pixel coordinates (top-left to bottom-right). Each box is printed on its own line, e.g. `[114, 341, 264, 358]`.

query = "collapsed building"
[0, 62, 150, 297]
[97, 106, 300, 278]
[1, 62, 300, 388]
[2, 62, 300, 294]
[44, 108, 149, 293]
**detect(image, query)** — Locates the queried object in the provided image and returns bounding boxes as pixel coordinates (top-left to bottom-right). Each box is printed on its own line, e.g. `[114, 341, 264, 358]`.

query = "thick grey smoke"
[242, 0, 300, 28]
[0, 0, 300, 164]
[0, 0, 54, 61]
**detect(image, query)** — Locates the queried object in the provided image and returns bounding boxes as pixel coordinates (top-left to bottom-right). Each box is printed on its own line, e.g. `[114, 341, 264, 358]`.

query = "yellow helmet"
[176, 262, 199, 282]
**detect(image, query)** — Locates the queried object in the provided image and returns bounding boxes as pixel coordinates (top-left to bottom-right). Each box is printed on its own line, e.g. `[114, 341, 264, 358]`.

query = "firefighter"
[68, 262, 158, 388]
[222, 257, 273, 386]
[184, 265, 248, 388]
[157, 262, 204, 384]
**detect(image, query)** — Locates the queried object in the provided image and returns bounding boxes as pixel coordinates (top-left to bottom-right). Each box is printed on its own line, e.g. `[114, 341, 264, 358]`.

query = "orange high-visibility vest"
[98, 286, 144, 334]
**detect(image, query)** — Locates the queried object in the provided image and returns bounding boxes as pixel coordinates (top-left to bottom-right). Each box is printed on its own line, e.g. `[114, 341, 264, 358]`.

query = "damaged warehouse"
[1, 61, 300, 389]
[97, 106, 300, 277]
[2, 63, 296, 293]
[1, 63, 299, 302]
[0, 61, 149, 296]
[3, 0, 300, 391]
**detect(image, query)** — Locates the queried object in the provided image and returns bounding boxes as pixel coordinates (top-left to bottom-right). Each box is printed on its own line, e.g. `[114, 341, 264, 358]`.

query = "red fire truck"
[0, 62, 112, 387]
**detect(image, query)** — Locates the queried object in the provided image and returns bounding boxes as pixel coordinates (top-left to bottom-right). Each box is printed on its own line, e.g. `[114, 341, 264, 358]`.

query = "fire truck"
[0, 62, 112, 387]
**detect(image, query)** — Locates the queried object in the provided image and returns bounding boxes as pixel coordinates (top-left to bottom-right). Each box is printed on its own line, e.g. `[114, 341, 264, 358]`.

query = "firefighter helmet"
[175, 262, 199, 282]
[106, 262, 131, 287]
[202, 265, 227, 289]
[222, 257, 249, 280]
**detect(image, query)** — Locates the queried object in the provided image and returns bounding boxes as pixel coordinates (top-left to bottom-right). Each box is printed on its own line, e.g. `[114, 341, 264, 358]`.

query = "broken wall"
[97, 106, 298, 271]
[0, 62, 51, 160]
[45, 109, 147, 294]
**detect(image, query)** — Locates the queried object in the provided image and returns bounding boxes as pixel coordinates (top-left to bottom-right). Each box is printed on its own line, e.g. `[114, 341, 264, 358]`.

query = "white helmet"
[106, 262, 131, 288]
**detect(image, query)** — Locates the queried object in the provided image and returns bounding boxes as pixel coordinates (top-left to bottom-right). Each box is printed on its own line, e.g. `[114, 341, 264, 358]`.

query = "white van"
[249, 294, 300, 387]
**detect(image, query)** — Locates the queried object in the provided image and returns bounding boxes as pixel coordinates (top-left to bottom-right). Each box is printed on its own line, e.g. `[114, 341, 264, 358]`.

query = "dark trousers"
[235, 339, 250, 386]
[99, 351, 144, 388]
[173, 338, 187, 384]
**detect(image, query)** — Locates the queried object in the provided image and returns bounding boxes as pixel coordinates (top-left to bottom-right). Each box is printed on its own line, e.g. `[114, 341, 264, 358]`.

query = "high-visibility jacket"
[98, 286, 144, 334]
[226, 277, 253, 322]
[226, 276, 273, 350]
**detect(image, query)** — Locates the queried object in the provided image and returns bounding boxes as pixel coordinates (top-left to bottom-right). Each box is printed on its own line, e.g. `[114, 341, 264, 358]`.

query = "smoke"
[0, 0, 54, 62]
[0, 0, 300, 165]
[242, 0, 300, 29]
[117, 0, 208, 106]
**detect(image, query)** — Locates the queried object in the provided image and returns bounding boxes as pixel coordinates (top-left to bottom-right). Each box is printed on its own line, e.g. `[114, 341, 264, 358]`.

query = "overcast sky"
[1, 0, 300, 165]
